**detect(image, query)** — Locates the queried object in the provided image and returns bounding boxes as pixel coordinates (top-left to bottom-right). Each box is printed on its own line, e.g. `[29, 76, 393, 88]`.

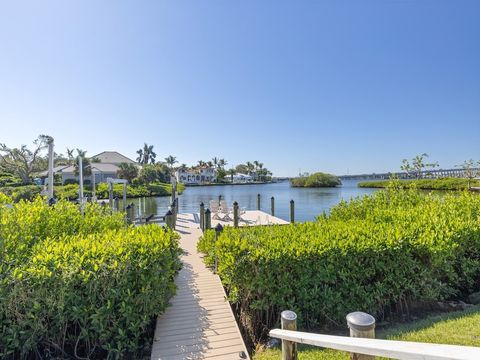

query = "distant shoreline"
[185, 181, 273, 187]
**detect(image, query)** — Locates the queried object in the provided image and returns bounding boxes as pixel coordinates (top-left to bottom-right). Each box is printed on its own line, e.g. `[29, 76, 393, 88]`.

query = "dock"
[150, 211, 288, 360]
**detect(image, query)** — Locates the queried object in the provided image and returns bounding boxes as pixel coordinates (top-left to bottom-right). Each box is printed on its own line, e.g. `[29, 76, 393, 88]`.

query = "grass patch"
[255, 306, 480, 359]
[358, 178, 480, 190]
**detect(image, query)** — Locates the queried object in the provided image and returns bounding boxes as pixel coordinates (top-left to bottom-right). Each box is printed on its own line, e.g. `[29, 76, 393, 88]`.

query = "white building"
[232, 173, 253, 183]
[175, 167, 216, 185]
[58, 151, 137, 184]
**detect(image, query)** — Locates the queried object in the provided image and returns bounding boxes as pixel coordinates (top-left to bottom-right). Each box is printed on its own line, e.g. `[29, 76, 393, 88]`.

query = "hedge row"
[358, 177, 480, 190]
[0, 195, 182, 358]
[198, 189, 480, 342]
[0, 182, 185, 202]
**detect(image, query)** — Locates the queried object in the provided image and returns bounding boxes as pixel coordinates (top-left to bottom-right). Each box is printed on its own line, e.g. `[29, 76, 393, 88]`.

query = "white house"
[58, 151, 137, 184]
[175, 167, 216, 185]
[232, 173, 253, 183]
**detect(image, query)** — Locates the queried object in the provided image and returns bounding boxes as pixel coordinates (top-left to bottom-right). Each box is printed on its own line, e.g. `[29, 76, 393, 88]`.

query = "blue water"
[130, 180, 378, 223]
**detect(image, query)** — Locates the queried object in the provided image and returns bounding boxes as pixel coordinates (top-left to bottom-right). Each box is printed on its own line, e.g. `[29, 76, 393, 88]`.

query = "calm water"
[130, 180, 378, 222]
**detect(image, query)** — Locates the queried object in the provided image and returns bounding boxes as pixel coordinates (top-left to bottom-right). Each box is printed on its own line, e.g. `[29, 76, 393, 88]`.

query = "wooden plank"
[150, 213, 250, 360]
[269, 329, 480, 360]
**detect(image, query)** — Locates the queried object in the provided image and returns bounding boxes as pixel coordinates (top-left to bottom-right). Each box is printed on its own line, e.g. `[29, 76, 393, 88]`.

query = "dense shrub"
[198, 189, 480, 342]
[0, 184, 42, 201]
[0, 197, 181, 358]
[2, 182, 185, 202]
[63, 178, 79, 185]
[0, 172, 22, 187]
[291, 172, 341, 187]
[358, 178, 480, 190]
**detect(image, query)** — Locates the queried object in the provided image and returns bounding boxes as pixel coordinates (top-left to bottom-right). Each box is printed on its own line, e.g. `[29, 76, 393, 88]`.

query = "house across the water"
[41, 151, 137, 184]
[175, 167, 217, 185]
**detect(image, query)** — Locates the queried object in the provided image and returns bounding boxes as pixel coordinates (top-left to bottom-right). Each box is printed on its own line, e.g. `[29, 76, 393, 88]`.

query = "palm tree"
[197, 160, 206, 168]
[136, 143, 156, 165]
[66, 148, 75, 165]
[218, 159, 227, 169]
[212, 157, 219, 169]
[258, 163, 264, 181]
[228, 168, 236, 183]
[165, 155, 178, 169]
[246, 161, 254, 176]
[74, 149, 91, 177]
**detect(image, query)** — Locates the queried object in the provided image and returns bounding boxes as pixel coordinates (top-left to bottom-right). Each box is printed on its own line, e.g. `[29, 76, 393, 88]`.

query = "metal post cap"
[346, 312, 375, 331]
[281, 310, 297, 321]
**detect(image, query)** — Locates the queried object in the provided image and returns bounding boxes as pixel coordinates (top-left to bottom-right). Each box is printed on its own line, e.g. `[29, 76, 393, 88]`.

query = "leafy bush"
[2, 182, 185, 202]
[198, 189, 480, 342]
[0, 197, 181, 358]
[0, 172, 22, 187]
[63, 178, 79, 185]
[358, 178, 480, 190]
[0, 184, 42, 201]
[291, 172, 341, 187]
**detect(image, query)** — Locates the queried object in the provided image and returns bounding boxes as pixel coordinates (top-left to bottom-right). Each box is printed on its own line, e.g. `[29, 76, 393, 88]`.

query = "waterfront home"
[175, 167, 216, 185]
[232, 173, 253, 183]
[41, 151, 138, 184]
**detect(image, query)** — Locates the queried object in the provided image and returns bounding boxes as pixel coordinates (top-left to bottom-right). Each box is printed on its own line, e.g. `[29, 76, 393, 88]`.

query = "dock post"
[123, 184, 127, 211]
[200, 202, 205, 231]
[281, 310, 298, 360]
[165, 210, 174, 229]
[290, 200, 295, 224]
[346, 312, 376, 360]
[205, 209, 211, 230]
[108, 182, 114, 210]
[233, 201, 239, 228]
[214, 223, 223, 273]
[271, 196, 275, 216]
[257, 193, 261, 210]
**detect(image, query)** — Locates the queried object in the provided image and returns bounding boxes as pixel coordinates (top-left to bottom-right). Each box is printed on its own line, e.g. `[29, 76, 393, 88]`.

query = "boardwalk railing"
[269, 310, 480, 360]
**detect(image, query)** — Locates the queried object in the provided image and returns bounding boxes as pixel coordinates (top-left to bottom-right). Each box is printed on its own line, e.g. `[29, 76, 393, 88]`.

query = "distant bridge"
[339, 168, 480, 181]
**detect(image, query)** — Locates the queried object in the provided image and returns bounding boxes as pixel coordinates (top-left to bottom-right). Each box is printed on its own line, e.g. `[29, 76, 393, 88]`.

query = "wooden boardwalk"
[151, 211, 288, 359]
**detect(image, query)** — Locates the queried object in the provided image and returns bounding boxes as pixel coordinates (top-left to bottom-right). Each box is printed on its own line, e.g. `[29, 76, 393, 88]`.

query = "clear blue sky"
[0, 1, 478, 176]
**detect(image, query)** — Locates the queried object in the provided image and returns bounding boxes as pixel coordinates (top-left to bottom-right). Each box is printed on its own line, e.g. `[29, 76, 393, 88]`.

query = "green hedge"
[0, 185, 42, 202]
[358, 178, 480, 190]
[0, 196, 182, 358]
[198, 189, 480, 342]
[291, 172, 341, 187]
[0, 182, 186, 202]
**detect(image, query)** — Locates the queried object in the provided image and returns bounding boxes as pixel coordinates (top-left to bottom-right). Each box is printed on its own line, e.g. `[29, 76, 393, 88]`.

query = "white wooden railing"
[269, 329, 480, 360]
[269, 310, 480, 360]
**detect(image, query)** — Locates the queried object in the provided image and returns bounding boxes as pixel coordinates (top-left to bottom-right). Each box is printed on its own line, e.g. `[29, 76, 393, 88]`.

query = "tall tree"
[402, 153, 438, 179]
[0, 135, 52, 185]
[457, 159, 480, 189]
[212, 157, 219, 168]
[117, 162, 138, 182]
[74, 149, 92, 177]
[228, 168, 236, 183]
[246, 161, 255, 175]
[218, 159, 227, 169]
[136, 143, 156, 165]
[165, 155, 178, 169]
